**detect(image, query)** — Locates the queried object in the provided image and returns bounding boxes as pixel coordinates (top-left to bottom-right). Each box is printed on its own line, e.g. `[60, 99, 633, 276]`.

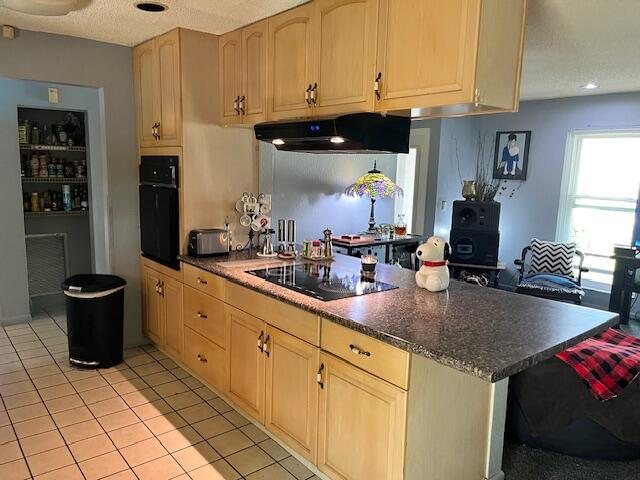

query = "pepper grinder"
[287, 219, 296, 252]
[277, 219, 286, 252]
[322, 228, 333, 258]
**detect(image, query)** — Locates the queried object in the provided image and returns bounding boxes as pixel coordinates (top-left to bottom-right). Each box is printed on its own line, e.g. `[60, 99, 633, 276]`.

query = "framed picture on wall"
[493, 130, 531, 180]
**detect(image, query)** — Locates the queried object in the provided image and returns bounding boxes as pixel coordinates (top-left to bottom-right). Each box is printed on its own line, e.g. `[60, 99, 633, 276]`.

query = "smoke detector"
[1, 0, 81, 16]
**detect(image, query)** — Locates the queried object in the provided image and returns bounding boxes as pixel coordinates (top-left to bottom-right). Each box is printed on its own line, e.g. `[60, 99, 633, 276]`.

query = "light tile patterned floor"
[0, 307, 320, 480]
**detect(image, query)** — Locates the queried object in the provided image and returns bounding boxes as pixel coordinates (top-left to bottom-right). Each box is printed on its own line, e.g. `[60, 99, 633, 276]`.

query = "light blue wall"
[432, 92, 640, 306]
[0, 78, 109, 323]
[0, 30, 142, 346]
[260, 143, 398, 243]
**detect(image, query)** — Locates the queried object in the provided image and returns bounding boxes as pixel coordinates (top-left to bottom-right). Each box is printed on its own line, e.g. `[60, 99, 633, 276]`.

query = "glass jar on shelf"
[394, 214, 407, 237]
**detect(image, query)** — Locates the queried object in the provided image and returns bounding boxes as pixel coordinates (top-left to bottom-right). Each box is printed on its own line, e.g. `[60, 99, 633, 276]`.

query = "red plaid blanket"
[556, 328, 640, 401]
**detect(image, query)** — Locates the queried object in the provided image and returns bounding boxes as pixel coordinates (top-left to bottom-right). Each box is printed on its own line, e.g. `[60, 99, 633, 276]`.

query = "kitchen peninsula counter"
[179, 253, 618, 383]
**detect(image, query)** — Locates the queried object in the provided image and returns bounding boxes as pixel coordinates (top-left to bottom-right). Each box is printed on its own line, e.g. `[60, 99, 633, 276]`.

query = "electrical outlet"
[2, 25, 15, 39]
[440, 200, 448, 211]
[48, 88, 59, 104]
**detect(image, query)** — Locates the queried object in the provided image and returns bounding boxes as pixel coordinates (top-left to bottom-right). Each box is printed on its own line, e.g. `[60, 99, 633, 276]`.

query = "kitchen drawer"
[226, 282, 320, 346]
[320, 319, 410, 390]
[183, 263, 226, 301]
[184, 326, 227, 392]
[183, 286, 226, 347]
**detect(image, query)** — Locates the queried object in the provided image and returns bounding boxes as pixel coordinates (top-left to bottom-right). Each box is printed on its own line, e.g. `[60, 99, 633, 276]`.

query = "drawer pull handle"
[197, 354, 207, 363]
[197, 312, 208, 319]
[196, 277, 208, 285]
[257, 331, 264, 351]
[317, 363, 324, 389]
[349, 344, 371, 357]
[262, 334, 270, 357]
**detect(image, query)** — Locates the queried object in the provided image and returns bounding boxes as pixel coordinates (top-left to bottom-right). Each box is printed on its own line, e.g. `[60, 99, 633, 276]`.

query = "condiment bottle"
[30, 192, 40, 212]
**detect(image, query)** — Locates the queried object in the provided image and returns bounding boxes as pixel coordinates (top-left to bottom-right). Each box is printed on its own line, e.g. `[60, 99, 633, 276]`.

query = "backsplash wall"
[259, 143, 398, 243]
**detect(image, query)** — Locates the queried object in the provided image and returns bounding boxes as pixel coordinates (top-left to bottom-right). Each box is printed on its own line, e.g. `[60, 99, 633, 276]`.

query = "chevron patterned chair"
[514, 239, 589, 304]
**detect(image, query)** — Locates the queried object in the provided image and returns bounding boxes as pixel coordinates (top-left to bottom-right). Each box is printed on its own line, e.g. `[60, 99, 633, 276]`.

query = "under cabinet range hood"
[254, 113, 410, 154]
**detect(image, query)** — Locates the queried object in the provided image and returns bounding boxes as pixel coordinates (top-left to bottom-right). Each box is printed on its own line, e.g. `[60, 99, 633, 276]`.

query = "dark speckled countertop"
[179, 252, 618, 382]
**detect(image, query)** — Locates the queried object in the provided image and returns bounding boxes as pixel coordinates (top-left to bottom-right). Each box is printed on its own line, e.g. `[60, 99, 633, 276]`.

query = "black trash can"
[62, 274, 127, 368]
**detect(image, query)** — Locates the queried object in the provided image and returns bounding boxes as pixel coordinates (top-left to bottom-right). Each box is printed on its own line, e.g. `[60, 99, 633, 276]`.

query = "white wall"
[431, 92, 640, 308]
[260, 143, 398, 243]
[0, 30, 143, 346]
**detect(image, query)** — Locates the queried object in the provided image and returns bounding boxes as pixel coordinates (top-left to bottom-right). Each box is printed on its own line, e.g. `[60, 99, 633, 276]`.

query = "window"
[557, 131, 640, 290]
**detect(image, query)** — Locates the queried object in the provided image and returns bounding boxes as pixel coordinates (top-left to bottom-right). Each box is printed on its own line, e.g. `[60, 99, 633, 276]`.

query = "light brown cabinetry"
[219, 30, 243, 125]
[265, 326, 319, 462]
[317, 352, 407, 480]
[133, 29, 182, 147]
[219, 20, 268, 125]
[184, 326, 227, 392]
[141, 261, 184, 360]
[312, 0, 379, 116]
[375, 0, 526, 116]
[225, 305, 266, 422]
[267, 3, 316, 120]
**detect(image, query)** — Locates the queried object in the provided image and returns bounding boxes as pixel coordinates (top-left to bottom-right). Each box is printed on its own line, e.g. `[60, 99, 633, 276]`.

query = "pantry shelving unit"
[18, 107, 92, 306]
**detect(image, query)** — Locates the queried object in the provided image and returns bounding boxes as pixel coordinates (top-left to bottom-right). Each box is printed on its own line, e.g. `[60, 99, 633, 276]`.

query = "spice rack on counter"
[19, 144, 86, 153]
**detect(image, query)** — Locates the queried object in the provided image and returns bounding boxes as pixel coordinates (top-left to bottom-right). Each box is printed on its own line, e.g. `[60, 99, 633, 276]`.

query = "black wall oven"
[139, 156, 179, 270]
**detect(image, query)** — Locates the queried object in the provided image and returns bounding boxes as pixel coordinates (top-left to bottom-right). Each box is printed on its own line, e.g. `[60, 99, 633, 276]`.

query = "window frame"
[557, 129, 640, 292]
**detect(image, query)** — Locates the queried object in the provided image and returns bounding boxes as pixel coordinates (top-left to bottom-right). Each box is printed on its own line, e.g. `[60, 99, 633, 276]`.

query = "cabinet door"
[184, 327, 228, 393]
[317, 353, 407, 480]
[375, 0, 479, 111]
[133, 39, 158, 148]
[225, 305, 266, 422]
[219, 29, 243, 125]
[267, 3, 315, 120]
[265, 326, 319, 462]
[155, 29, 182, 146]
[313, 0, 378, 116]
[142, 267, 164, 345]
[241, 20, 268, 124]
[162, 275, 183, 360]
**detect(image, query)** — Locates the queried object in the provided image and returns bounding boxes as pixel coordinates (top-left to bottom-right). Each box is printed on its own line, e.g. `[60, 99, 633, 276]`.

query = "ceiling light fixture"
[580, 82, 599, 90]
[1, 0, 80, 16]
[330, 136, 345, 144]
[272, 139, 285, 145]
[135, 2, 167, 12]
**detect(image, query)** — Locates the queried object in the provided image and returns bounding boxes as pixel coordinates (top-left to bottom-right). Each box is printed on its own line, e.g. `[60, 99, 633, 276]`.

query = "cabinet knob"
[317, 363, 324, 389]
[349, 344, 371, 356]
[305, 84, 312, 105]
[374, 72, 382, 101]
[239, 95, 245, 115]
[197, 312, 207, 319]
[197, 354, 207, 363]
[310, 83, 318, 105]
[196, 277, 208, 285]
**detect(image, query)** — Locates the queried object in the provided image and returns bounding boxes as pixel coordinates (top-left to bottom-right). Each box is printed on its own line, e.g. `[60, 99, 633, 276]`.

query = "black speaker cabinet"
[452, 200, 501, 232]
[449, 229, 500, 266]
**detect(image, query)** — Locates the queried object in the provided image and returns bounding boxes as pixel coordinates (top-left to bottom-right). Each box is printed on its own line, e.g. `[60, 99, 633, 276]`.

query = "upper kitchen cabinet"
[242, 20, 268, 124]
[219, 20, 268, 125]
[133, 29, 182, 147]
[375, 0, 527, 117]
[312, 0, 379, 116]
[219, 29, 243, 125]
[267, 3, 316, 121]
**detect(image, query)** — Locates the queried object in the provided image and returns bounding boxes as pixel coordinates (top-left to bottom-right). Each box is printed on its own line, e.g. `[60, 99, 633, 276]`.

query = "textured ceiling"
[1, 0, 639, 100]
[0, 0, 307, 46]
[520, 0, 640, 100]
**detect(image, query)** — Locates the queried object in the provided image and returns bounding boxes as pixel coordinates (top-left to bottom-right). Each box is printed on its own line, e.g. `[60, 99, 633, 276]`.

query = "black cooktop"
[247, 263, 398, 301]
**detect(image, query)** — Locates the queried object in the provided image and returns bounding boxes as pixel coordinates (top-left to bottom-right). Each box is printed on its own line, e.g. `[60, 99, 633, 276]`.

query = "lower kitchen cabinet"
[265, 326, 319, 462]
[226, 305, 266, 422]
[142, 265, 164, 345]
[142, 263, 184, 360]
[162, 276, 183, 359]
[317, 352, 407, 480]
[184, 326, 227, 392]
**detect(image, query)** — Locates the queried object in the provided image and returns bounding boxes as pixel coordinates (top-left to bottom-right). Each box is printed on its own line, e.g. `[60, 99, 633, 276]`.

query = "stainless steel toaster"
[188, 228, 230, 257]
